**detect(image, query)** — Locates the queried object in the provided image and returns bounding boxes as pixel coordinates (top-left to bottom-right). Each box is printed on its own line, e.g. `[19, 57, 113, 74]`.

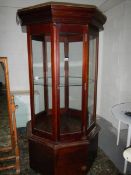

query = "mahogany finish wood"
[17, 2, 106, 29]
[51, 24, 60, 141]
[27, 27, 35, 129]
[17, 2, 106, 175]
[82, 26, 89, 136]
[43, 38, 49, 113]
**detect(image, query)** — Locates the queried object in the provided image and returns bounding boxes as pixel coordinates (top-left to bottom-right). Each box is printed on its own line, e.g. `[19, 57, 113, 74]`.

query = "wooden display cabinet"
[17, 2, 106, 175]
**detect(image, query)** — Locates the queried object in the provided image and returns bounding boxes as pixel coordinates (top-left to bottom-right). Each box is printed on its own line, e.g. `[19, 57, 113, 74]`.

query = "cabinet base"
[27, 123, 99, 175]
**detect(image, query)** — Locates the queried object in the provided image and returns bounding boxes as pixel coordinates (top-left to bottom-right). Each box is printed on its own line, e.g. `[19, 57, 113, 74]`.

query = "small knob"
[15, 105, 19, 109]
[81, 165, 87, 171]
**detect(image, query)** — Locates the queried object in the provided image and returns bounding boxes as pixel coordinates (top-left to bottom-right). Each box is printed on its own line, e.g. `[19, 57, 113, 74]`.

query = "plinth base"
[27, 122, 99, 175]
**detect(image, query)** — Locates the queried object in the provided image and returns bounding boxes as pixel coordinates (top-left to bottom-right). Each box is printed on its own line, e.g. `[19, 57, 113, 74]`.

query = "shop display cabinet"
[17, 2, 106, 175]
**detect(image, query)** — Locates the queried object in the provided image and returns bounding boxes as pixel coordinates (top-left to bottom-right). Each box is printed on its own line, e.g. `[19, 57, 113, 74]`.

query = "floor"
[0, 126, 121, 175]
[97, 116, 131, 174]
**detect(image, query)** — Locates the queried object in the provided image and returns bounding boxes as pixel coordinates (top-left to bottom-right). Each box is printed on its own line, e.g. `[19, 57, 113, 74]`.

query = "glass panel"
[32, 34, 52, 133]
[88, 36, 97, 127]
[59, 33, 83, 134]
[47, 41, 52, 109]
[59, 42, 64, 108]
[69, 42, 82, 110]
[32, 38, 45, 114]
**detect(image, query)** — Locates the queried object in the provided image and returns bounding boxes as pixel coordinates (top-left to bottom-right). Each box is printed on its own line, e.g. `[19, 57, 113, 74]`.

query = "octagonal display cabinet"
[17, 2, 106, 175]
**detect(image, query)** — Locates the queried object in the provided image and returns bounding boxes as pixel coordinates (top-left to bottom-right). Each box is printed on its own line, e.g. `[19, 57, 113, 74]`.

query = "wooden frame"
[17, 2, 106, 175]
[0, 57, 20, 174]
[27, 23, 99, 141]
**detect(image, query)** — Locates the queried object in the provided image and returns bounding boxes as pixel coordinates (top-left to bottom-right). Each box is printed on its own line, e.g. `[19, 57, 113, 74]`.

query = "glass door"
[28, 24, 53, 139]
[58, 25, 84, 139]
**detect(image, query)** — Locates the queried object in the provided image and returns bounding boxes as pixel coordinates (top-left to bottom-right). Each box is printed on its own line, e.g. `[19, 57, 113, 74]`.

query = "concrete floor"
[97, 116, 131, 174]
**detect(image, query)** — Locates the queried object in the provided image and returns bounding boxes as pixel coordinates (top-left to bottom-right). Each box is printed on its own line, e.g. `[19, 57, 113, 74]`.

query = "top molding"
[17, 1, 107, 30]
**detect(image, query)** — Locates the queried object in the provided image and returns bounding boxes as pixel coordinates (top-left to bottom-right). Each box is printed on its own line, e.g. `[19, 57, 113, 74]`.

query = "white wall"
[119, 0, 131, 102]
[0, 5, 28, 91]
[97, 0, 131, 128]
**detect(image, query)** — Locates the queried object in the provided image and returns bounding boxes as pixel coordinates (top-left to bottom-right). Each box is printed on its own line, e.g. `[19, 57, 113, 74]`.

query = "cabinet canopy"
[17, 2, 106, 30]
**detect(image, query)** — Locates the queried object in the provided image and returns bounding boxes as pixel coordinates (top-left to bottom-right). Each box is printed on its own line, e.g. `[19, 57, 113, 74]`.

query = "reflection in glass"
[88, 36, 97, 127]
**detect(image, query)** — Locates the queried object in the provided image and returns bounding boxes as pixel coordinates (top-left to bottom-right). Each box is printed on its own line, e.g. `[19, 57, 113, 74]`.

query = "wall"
[0, 4, 28, 91]
[119, 0, 131, 102]
[98, 0, 131, 128]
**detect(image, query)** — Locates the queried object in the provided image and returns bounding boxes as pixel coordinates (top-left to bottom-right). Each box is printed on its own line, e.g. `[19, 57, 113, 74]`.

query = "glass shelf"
[34, 76, 94, 87]
[34, 83, 83, 87]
